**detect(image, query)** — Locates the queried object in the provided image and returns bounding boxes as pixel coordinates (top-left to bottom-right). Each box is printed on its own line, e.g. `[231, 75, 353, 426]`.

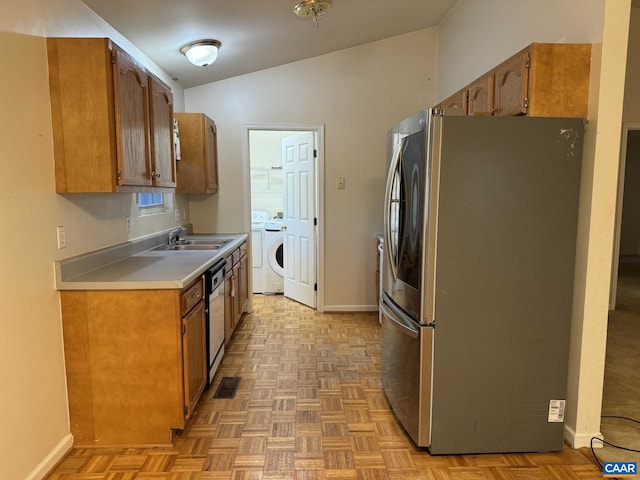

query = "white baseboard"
[323, 305, 378, 312]
[26, 433, 73, 480]
[564, 424, 603, 449]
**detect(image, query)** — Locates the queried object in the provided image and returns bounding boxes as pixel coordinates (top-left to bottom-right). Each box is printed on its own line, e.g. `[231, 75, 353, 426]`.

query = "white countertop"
[55, 233, 247, 291]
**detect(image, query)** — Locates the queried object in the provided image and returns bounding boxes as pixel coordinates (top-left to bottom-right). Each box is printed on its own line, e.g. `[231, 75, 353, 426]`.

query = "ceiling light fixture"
[180, 39, 222, 67]
[294, 0, 332, 28]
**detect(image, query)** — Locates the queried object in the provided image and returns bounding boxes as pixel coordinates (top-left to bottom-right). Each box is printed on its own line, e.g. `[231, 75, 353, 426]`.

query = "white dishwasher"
[205, 259, 226, 384]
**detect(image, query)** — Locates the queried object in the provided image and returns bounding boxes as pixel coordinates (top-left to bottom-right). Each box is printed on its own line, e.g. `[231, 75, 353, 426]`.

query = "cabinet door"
[205, 116, 219, 194]
[113, 47, 152, 186]
[467, 74, 494, 116]
[149, 77, 176, 188]
[224, 274, 234, 343]
[182, 301, 206, 419]
[239, 254, 248, 314]
[494, 51, 529, 116]
[438, 90, 468, 114]
[232, 264, 241, 326]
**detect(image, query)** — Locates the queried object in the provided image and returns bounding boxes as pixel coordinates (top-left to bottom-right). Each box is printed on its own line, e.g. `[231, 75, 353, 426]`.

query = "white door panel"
[282, 132, 316, 308]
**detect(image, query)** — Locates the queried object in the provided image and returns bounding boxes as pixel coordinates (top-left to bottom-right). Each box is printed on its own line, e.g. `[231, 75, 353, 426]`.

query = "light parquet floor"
[46, 294, 602, 480]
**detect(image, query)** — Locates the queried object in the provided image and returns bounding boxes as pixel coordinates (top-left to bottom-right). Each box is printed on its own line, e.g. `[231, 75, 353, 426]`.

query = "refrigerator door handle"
[383, 143, 401, 281]
[381, 297, 419, 339]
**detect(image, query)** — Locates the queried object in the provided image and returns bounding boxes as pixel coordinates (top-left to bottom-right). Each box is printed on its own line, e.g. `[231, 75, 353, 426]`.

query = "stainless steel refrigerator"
[380, 109, 583, 454]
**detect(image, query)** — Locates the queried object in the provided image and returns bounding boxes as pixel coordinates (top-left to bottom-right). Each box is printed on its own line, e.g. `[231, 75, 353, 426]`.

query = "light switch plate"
[57, 226, 66, 249]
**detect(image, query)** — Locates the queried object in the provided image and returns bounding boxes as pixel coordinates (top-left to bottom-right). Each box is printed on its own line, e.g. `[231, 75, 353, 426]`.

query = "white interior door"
[282, 132, 316, 308]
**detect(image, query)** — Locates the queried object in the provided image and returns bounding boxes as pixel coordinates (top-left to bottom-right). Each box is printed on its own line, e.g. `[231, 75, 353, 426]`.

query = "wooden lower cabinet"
[224, 241, 249, 343]
[59, 276, 206, 446]
[182, 300, 206, 420]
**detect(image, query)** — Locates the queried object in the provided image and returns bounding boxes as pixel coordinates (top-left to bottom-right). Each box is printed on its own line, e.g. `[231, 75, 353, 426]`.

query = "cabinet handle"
[192, 293, 201, 299]
[151, 171, 161, 179]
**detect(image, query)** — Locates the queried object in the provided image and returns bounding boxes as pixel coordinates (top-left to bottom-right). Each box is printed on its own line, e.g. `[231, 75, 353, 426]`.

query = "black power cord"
[590, 414, 640, 480]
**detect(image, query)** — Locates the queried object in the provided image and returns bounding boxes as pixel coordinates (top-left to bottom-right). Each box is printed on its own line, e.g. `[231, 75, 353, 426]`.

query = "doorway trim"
[610, 122, 640, 309]
[242, 123, 325, 312]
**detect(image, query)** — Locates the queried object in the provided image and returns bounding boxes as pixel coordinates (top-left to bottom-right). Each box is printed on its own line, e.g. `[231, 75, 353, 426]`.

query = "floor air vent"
[213, 377, 241, 399]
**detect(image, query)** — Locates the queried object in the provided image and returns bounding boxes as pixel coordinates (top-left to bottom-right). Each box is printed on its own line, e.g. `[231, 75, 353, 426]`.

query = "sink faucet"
[167, 227, 186, 246]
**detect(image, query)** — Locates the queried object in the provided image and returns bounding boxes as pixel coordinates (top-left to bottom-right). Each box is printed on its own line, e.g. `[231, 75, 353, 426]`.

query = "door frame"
[242, 123, 325, 312]
[610, 122, 640, 309]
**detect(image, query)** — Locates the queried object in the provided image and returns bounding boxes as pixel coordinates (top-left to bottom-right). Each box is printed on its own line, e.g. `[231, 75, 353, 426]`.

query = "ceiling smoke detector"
[294, 0, 332, 28]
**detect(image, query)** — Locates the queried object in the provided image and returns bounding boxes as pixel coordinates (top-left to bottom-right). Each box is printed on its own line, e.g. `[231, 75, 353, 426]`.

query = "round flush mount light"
[180, 39, 222, 67]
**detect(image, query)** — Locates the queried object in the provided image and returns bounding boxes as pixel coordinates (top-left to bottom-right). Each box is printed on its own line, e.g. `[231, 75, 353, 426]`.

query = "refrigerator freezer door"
[380, 294, 433, 447]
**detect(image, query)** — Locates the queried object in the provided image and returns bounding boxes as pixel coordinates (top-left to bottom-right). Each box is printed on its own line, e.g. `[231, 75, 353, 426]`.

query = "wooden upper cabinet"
[467, 73, 494, 116]
[439, 90, 468, 114]
[205, 119, 219, 193]
[149, 77, 177, 188]
[113, 47, 152, 187]
[526, 43, 591, 117]
[47, 37, 175, 193]
[435, 43, 591, 118]
[494, 51, 530, 116]
[174, 113, 219, 194]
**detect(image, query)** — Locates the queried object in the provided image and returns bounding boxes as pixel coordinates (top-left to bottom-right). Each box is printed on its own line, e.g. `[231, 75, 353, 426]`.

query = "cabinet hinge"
[314, 217, 317, 226]
[313, 149, 317, 158]
[525, 56, 531, 69]
[111, 51, 116, 65]
[116, 170, 122, 181]
[181, 324, 186, 335]
[523, 97, 529, 109]
[184, 405, 189, 416]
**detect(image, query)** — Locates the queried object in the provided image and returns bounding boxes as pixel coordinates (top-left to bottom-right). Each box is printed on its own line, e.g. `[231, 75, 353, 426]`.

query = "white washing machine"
[251, 211, 284, 294]
[263, 221, 284, 293]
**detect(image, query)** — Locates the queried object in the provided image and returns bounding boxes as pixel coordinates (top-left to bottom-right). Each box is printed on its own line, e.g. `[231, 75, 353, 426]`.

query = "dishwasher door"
[207, 262, 226, 384]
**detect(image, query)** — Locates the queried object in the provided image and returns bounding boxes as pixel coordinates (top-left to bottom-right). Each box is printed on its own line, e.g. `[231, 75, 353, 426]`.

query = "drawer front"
[239, 241, 247, 259]
[232, 248, 240, 266]
[226, 255, 233, 272]
[182, 276, 204, 315]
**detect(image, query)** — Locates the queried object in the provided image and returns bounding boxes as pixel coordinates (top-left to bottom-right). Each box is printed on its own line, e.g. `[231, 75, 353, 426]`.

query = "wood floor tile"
[46, 295, 604, 480]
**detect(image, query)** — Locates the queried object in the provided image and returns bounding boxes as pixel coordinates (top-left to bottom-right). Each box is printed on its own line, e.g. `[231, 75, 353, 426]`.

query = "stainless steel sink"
[152, 237, 233, 251]
[179, 239, 231, 246]
[152, 244, 221, 251]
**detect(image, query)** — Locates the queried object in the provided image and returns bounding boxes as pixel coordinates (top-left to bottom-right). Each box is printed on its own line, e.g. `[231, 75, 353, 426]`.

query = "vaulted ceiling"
[82, 0, 456, 88]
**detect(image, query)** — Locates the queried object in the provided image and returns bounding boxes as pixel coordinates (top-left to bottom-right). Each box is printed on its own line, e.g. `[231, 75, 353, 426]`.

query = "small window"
[137, 193, 163, 208]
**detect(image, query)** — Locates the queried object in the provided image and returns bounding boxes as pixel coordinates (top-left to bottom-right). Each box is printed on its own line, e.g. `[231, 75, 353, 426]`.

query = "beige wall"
[185, 28, 438, 309]
[0, 1, 186, 478]
[437, 0, 633, 448]
[436, 0, 605, 101]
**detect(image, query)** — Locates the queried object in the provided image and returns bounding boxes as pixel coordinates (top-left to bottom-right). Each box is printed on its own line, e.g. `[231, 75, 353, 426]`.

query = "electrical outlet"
[175, 209, 181, 223]
[56, 226, 66, 249]
[125, 216, 131, 233]
[337, 177, 346, 190]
